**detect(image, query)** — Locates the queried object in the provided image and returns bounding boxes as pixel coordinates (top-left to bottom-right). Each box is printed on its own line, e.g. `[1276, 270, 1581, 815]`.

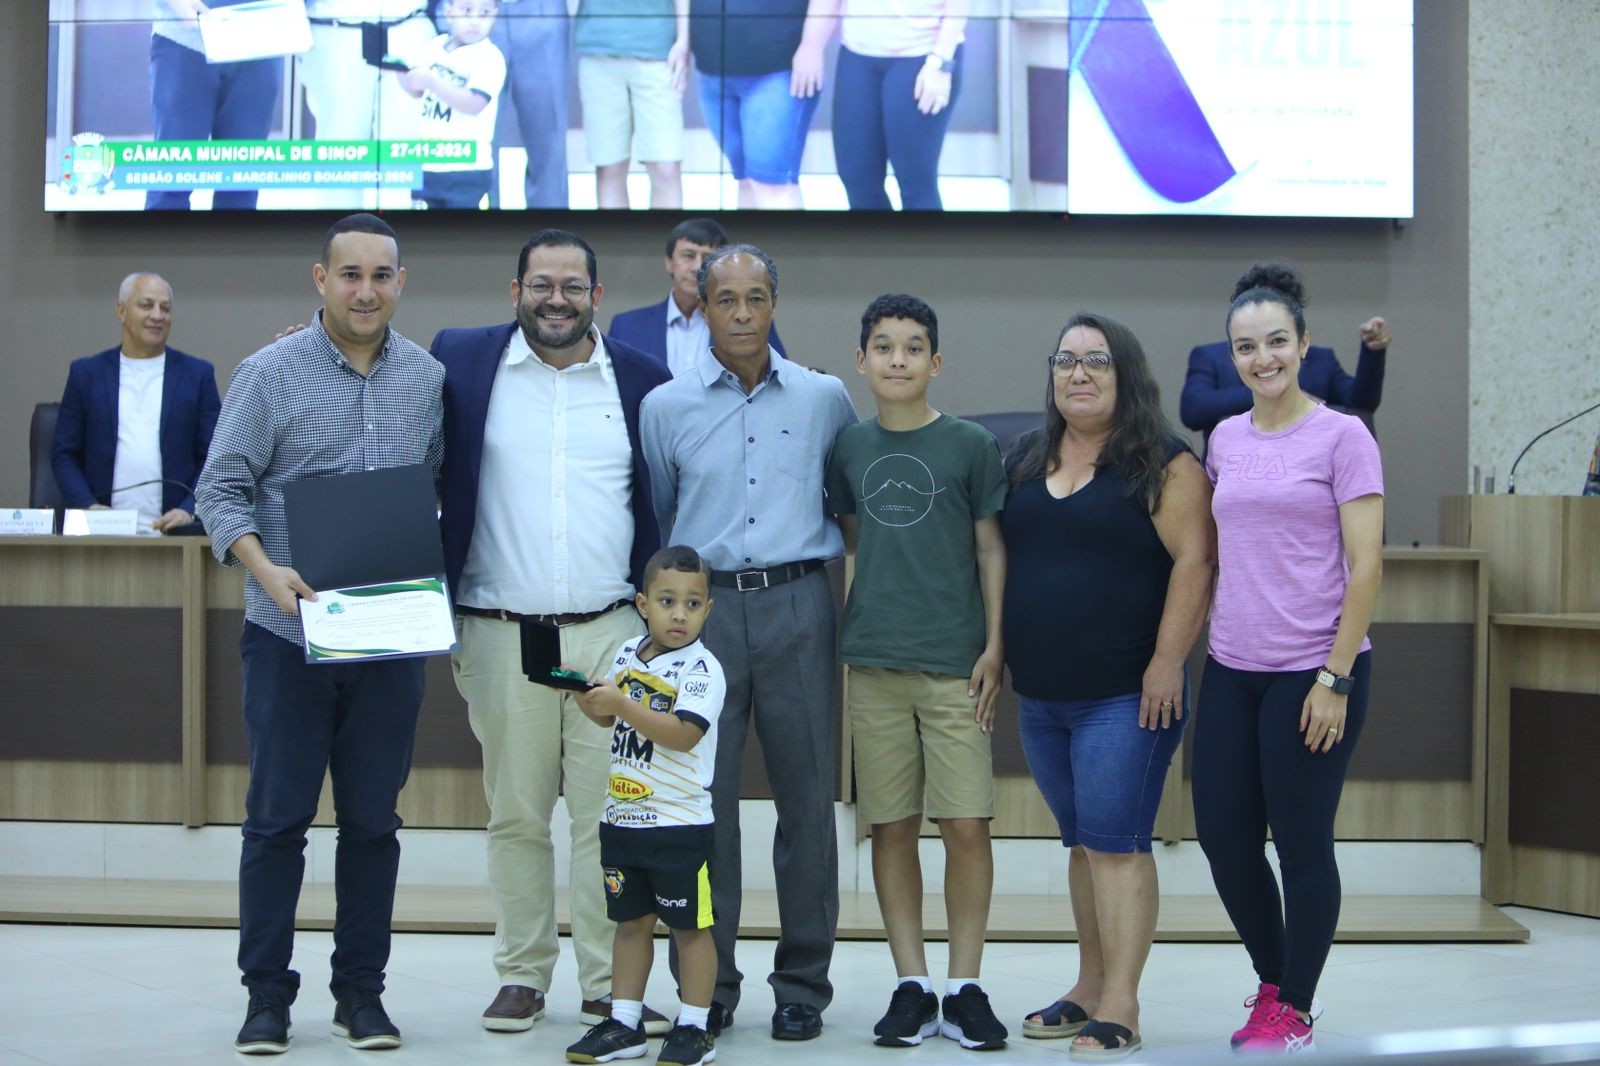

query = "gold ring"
[1329, 728, 1338, 736]
[1159, 700, 1174, 709]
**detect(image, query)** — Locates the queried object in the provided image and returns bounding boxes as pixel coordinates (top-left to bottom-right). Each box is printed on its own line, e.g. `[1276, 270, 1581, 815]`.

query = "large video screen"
[44, 0, 1412, 217]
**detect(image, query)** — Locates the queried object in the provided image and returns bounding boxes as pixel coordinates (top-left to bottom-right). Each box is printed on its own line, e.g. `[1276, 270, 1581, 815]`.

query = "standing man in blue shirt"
[640, 244, 858, 1043]
[196, 213, 444, 1055]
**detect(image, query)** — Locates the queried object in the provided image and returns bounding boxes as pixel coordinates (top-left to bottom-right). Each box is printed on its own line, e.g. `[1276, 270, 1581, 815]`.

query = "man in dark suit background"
[608, 217, 786, 376]
[52, 272, 221, 532]
[1180, 316, 1392, 450]
[431, 229, 674, 1034]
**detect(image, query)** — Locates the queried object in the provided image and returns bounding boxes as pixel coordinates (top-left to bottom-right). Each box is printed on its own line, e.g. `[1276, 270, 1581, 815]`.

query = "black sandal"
[1069, 1019, 1142, 1059]
[1021, 997, 1090, 1039]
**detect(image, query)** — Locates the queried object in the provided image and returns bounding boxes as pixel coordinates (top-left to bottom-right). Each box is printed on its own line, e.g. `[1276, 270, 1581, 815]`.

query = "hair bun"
[1232, 261, 1307, 305]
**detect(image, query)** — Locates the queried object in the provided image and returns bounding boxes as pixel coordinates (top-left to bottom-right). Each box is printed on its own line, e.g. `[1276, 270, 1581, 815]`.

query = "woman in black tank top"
[1001, 312, 1215, 1056]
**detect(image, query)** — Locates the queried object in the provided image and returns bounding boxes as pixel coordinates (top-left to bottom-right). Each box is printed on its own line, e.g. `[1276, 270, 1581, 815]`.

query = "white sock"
[611, 999, 643, 1029]
[946, 978, 980, 997]
[899, 976, 934, 993]
[678, 1004, 710, 1031]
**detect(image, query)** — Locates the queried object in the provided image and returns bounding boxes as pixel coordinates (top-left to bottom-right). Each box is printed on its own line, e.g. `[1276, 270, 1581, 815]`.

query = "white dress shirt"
[111, 352, 166, 529]
[664, 292, 712, 378]
[456, 326, 636, 614]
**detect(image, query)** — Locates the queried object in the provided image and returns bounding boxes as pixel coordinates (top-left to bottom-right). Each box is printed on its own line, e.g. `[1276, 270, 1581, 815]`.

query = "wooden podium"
[1440, 494, 1600, 613]
[1441, 495, 1600, 916]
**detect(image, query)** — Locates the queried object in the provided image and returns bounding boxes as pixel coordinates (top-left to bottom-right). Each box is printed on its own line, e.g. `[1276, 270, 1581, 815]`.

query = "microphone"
[1506, 399, 1600, 495]
[105, 477, 197, 501]
[91, 478, 205, 534]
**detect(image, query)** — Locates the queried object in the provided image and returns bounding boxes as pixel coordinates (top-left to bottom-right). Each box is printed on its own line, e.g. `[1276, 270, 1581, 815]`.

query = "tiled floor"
[1, 907, 1597, 1064]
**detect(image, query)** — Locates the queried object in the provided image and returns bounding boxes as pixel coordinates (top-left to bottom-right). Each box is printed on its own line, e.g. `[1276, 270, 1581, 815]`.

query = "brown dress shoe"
[579, 997, 672, 1037]
[482, 985, 544, 1032]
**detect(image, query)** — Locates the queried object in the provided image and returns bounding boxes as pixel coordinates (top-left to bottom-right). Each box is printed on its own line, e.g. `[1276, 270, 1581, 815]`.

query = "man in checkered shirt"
[195, 213, 444, 1056]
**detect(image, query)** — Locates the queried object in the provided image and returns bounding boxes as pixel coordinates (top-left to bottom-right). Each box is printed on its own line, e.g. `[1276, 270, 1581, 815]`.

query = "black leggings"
[1191, 652, 1371, 1014]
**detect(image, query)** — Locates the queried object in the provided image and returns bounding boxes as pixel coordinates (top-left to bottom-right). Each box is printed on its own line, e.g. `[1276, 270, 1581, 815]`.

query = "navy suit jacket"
[1180, 340, 1387, 438]
[51, 346, 221, 514]
[431, 323, 672, 598]
[608, 296, 787, 366]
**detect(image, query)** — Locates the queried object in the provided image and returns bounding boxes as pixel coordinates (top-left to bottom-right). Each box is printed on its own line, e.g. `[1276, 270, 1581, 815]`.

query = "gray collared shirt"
[195, 312, 445, 645]
[640, 346, 858, 572]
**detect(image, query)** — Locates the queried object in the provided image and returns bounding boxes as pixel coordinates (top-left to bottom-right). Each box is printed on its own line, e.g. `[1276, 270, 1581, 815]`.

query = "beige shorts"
[577, 55, 684, 166]
[849, 666, 996, 825]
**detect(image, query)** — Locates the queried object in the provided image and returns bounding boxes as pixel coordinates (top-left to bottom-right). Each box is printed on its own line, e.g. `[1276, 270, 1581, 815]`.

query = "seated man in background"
[51, 272, 221, 533]
[608, 217, 785, 376]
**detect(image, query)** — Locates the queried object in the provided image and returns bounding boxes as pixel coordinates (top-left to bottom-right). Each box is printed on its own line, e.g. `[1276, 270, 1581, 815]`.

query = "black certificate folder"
[282, 464, 443, 590]
[521, 620, 600, 692]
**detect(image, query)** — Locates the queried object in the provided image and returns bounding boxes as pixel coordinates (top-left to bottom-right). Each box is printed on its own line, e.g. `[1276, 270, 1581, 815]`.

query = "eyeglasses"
[1049, 352, 1113, 375]
[518, 280, 592, 301]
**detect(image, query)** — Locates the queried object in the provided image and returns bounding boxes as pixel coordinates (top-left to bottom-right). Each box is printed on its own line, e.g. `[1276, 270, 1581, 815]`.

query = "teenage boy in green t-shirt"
[823, 294, 1009, 1051]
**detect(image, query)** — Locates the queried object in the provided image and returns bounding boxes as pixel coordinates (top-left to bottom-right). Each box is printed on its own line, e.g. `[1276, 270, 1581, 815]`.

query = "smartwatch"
[1315, 667, 1355, 696]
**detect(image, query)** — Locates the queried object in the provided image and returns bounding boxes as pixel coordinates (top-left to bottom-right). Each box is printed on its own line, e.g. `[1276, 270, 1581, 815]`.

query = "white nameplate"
[61, 509, 141, 536]
[0, 508, 54, 536]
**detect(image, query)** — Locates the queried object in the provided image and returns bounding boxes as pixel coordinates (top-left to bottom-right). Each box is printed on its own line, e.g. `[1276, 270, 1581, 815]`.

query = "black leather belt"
[709, 559, 825, 593]
[456, 598, 631, 627]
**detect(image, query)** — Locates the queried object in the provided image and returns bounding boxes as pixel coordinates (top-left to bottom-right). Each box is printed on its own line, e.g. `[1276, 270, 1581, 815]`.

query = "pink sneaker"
[1230, 983, 1280, 1047]
[1233, 1001, 1314, 1055]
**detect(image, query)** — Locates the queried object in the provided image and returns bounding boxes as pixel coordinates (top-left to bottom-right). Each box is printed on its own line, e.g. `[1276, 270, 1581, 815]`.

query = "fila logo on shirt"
[1221, 454, 1287, 481]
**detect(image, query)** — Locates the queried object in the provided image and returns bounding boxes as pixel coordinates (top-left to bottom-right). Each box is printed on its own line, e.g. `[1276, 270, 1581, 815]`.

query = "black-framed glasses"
[518, 280, 592, 301]
[1049, 352, 1113, 374]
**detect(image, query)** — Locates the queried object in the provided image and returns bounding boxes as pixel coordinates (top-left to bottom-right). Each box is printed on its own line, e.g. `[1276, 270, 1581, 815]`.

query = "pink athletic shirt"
[1205, 404, 1384, 672]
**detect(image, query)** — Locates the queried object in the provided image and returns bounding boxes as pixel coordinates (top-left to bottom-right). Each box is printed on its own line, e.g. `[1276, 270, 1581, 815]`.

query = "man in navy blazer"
[608, 217, 786, 376]
[430, 229, 674, 1035]
[52, 272, 221, 531]
[1180, 315, 1392, 447]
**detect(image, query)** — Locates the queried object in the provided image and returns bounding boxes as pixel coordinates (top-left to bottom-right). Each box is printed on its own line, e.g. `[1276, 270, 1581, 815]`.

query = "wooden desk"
[0, 536, 208, 826]
[1484, 612, 1600, 917]
[3, 539, 1488, 846]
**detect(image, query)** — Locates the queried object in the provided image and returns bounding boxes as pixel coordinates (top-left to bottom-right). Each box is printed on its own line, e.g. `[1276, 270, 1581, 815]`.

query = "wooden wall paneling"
[181, 541, 207, 827]
[1560, 498, 1600, 612]
[0, 759, 182, 822]
[0, 537, 186, 607]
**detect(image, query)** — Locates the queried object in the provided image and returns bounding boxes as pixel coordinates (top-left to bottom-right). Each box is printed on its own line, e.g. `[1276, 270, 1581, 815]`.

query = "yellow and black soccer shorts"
[599, 822, 716, 930]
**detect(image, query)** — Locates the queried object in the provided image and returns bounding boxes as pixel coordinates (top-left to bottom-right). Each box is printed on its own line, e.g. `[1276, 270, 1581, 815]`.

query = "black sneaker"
[707, 1001, 733, 1037]
[332, 988, 401, 1050]
[565, 1017, 648, 1063]
[656, 1023, 716, 1066]
[874, 981, 940, 1047]
[235, 992, 291, 1055]
[940, 984, 1008, 1051]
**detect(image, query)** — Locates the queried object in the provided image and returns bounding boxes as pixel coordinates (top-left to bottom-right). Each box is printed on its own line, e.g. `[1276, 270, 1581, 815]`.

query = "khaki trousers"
[452, 606, 642, 998]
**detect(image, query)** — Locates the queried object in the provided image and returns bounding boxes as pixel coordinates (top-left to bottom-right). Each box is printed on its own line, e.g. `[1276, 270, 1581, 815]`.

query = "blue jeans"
[697, 69, 820, 185]
[147, 35, 281, 211]
[1018, 686, 1186, 853]
[831, 46, 962, 211]
[237, 622, 424, 1004]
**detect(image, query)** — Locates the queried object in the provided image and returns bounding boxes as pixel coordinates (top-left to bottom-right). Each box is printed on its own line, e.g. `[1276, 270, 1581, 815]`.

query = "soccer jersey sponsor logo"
[609, 773, 653, 802]
[655, 895, 688, 908]
[683, 678, 710, 699]
[612, 727, 655, 764]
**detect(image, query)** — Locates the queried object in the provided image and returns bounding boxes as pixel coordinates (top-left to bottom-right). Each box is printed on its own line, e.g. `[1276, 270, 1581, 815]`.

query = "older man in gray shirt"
[639, 244, 857, 1042]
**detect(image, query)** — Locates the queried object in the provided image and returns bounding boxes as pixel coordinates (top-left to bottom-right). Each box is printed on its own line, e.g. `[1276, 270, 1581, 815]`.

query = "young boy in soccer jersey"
[823, 294, 1010, 1051]
[396, 0, 506, 209]
[567, 545, 725, 1066]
